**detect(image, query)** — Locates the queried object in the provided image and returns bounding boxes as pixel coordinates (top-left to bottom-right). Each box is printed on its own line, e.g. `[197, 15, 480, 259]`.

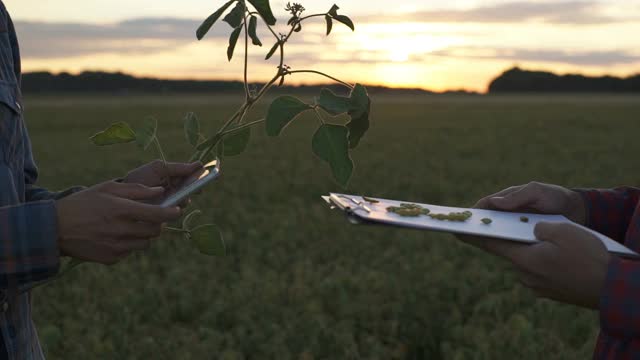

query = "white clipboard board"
[323, 193, 639, 259]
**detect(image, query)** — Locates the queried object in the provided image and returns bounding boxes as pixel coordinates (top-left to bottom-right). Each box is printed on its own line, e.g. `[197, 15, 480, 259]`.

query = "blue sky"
[5, 0, 640, 91]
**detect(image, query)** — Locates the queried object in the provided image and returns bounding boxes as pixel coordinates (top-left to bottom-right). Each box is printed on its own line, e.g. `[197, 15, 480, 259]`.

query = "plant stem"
[154, 137, 168, 164]
[198, 102, 250, 162]
[313, 107, 327, 125]
[197, 12, 339, 163]
[298, 13, 328, 23]
[242, 4, 251, 101]
[286, 70, 353, 89]
[221, 118, 265, 136]
[166, 226, 190, 234]
[153, 136, 171, 186]
[254, 13, 279, 40]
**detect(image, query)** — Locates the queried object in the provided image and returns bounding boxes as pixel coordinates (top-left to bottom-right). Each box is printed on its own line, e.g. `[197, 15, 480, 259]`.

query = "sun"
[389, 49, 411, 63]
[347, 23, 464, 64]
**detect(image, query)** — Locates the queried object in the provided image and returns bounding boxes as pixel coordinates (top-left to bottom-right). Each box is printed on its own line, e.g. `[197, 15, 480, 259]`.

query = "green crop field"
[24, 93, 640, 359]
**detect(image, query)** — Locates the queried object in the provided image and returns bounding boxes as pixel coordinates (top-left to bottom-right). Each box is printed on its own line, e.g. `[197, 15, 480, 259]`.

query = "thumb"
[489, 187, 537, 211]
[165, 161, 203, 177]
[534, 221, 603, 250]
[101, 182, 165, 200]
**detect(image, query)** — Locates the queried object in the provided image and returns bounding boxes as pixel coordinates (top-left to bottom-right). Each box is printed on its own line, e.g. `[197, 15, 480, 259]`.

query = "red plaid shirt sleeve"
[576, 187, 640, 357]
[598, 257, 640, 339]
[576, 187, 640, 243]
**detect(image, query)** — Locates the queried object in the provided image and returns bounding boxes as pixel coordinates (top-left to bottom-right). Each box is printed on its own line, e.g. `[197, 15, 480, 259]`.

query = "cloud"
[365, 1, 633, 25]
[13, 12, 640, 69]
[14, 18, 227, 58]
[428, 47, 640, 66]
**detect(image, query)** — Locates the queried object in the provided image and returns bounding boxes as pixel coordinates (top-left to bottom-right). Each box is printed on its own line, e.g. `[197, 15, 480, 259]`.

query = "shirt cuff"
[0, 200, 61, 288]
[572, 189, 593, 228]
[599, 256, 640, 338]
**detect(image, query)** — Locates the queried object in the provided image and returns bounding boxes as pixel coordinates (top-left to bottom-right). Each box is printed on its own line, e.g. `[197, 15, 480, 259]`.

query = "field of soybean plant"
[26, 93, 640, 359]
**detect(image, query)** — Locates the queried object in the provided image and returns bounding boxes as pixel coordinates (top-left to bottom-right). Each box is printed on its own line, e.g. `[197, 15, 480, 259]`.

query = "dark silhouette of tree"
[489, 67, 640, 93]
[21, 71, 440, 96]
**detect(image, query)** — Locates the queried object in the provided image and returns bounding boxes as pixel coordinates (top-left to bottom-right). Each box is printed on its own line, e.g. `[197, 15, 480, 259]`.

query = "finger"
[153, 160, 202, 177]
[117, 200, 182, 223]
[474, 186, 522, 209]
[488, 186, 539, 211]
[167, 162, 203, 176]
[102, 182, 165, 200]
[534, 221, 605, 251]
[113, 222, 162, 239]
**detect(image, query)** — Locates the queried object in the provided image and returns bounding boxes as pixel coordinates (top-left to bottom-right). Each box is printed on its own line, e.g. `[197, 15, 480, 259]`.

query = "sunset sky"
[4, 0, 640, 91]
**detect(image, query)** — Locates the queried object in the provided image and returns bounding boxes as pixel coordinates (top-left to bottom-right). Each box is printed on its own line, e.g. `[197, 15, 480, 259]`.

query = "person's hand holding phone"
[123, 160, 203, 206]
[56, 181, 183, 265]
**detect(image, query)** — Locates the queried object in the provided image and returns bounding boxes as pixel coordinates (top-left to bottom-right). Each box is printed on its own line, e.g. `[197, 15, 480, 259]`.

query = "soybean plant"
[88, 0, 371, 257]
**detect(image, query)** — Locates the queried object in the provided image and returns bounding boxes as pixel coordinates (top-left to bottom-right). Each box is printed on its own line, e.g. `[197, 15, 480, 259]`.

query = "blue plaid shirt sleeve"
[0, 198, 60, 290]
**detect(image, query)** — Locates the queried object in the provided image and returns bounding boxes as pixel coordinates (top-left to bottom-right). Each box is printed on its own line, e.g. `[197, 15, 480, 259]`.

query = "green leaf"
[196, 134, 221, 151]
[182, 210, 202, 230]
[90, 122, 137, 146]
[265, 41, 279, 60]
[248, 0, 276, 25]
[223, 127, 251, 156]
[184, 112, 201, 147]
[192, 224, 226, 256]
[334, 15, 355, 31]
[346, 84, 371, 148]
[135, 117, 157, 150]
[328, 4, 340, 16]
[318, 88, 350, 116]
[197, 0, 236, 40]
[325, 15, 333, 35]
[248, 16, 262, 46]
[348, 84, 370, 119]
[223, 2, 244, 28]
[266, 96, 312, 136]
[312, 124, 354, 187]
[227, 26, 243, 61]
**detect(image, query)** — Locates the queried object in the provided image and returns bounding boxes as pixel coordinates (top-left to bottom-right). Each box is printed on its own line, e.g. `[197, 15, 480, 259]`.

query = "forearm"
[574, 187, 640, 243]
[0, 201, 60, 290]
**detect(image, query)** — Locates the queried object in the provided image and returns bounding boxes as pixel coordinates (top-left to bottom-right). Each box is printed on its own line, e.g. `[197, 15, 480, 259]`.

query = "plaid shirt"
[0, 3, 83, 359]
[578, 188, 640, 359]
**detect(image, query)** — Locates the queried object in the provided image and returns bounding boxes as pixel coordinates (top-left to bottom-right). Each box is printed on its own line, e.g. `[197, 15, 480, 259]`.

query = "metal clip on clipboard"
[323, 194, 372, 224]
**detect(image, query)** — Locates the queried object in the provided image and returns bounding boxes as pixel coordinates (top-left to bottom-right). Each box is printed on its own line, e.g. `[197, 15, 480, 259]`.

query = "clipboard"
[323, 193, 639, 259]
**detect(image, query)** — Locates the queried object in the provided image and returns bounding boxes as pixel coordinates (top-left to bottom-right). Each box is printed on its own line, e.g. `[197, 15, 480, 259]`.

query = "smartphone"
[159, 159, 221, 208]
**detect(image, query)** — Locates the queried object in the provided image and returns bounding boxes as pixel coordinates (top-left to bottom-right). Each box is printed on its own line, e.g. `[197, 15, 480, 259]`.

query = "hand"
[459, 182, 586, 251]
[56, 181, 182, 265]
[474, 181, 586, 224]
[471, 222, 610, 309]
[124, 160, 202, 189]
